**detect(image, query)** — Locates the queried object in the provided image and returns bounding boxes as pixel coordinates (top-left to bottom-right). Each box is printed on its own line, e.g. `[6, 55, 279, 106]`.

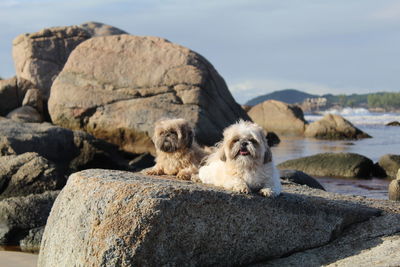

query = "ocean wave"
[305, 107, 400, 125]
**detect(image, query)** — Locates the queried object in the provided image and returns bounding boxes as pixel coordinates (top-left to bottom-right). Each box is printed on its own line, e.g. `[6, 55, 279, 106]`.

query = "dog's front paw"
[142, 167, 164, 176]
[190, 174, 201, 183]
[232, 183, 251, 194]
[176, 170, 192, 181]
[259, 188, 279, 198]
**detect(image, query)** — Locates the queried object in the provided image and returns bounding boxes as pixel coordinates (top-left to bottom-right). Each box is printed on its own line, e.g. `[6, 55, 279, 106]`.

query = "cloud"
[0, 0, 19, 7]
[372, 2, 400, 21]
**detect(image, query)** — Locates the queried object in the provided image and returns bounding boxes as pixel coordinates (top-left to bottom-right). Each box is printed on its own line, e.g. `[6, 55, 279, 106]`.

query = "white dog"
[199, 120, 281, 197]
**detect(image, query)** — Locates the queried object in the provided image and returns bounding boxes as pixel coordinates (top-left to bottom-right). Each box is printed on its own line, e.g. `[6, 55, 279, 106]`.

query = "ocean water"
[272, 108, 400, 199]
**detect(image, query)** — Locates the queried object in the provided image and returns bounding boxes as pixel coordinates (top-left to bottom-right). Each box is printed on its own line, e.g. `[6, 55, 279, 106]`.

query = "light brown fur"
[142, 118, 207, 180]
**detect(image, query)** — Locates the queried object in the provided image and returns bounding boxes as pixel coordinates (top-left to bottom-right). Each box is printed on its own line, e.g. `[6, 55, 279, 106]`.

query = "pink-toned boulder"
[305, 114, 371, 140]
[248, 100, 306, 136]
[12, 22, 127, 99]
[48, 35, 249, 154]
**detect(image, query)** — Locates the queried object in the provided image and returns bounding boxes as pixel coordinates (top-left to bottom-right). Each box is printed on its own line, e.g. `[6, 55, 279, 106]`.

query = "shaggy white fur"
[199, 120, 281, 197]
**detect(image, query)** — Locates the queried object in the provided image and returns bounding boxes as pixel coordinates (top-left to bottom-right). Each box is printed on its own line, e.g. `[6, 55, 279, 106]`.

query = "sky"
[1, 0, 400, 104]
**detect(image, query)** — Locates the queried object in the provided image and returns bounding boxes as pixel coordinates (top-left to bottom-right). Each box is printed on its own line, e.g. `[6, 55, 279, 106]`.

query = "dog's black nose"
[240, 141, 248, 148]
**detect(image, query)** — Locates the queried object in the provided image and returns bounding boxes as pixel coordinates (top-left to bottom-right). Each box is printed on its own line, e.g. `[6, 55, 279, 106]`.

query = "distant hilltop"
[245, 89, 317, 106]
[245, 89, 400, 112]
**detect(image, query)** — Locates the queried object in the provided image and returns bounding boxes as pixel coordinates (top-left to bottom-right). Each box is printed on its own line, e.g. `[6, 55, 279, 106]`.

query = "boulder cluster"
[248, 99, 371, 140]
[1, 21, 250, 252]
[0, 21, 399, 266]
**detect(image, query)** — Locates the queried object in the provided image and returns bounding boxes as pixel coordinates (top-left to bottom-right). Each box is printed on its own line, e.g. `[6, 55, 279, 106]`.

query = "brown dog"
[142, 118, 207, 180]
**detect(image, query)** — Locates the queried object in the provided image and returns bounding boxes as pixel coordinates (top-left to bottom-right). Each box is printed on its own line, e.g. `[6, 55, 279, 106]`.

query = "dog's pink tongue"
[240, 151, 249, 155]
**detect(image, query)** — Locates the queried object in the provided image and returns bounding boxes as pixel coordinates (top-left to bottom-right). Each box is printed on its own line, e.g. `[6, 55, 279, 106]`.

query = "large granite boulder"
[278, 153, 374, 178]
[305, 114, 371, 140]
[0, 152, 64, 198]
[13, 26, 91, 99]
[0, 120, 126, 174]
[0, 191, 59, 246]
[12, 22, 127, 99]
[48, 35, 250, 154]
[378, 154, 400, 178]
[38, 169, 378, 266]
[248, 100, 306, 136]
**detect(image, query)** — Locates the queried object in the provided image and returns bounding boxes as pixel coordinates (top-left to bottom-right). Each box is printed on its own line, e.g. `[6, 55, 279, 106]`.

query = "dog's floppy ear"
[218, 147, 227, 161]
[263, 148, 272, 163]
[185, 128, 194, 147]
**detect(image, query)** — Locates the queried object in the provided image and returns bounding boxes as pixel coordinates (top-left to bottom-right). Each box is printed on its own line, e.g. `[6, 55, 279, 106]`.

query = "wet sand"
[0, 251, 38, 267]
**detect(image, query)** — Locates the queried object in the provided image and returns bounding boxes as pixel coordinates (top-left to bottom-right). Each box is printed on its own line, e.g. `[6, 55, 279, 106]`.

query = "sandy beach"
[0, 251, 38, 267]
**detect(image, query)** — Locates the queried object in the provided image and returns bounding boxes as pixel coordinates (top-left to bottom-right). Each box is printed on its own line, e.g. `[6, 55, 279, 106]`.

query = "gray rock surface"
[0, 191, 59, 245]
[305, 114, 371, 140]
[0, 152, 64, 198]
[22, 88, 44, 115]
[0, 120, 126, 174]
[0, 77, 33, 116]
[378, 154, 400, 178]
[278, 152, 374, 178]
[248, 100, 306, 136]
[6, 105, 43, 123]
[38, 169, 379, 267]
[256, 190, 400, 267]
[48, 35, 250, 154]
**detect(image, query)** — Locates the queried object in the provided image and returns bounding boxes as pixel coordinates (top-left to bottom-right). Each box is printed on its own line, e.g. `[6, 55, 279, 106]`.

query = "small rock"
[386, 121, 400, 126]
[6, 106, 44, 123]
[280, 170, 325, 190]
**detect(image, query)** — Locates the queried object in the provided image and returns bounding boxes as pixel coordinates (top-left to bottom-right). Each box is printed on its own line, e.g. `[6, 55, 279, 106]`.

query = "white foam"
[305, 107, 400, 125]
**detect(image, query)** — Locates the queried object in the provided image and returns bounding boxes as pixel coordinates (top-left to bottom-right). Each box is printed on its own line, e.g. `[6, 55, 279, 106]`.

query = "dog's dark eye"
[170, 130, 177, 135]
[250, 138, 258, 144]
[232, 138, 239, 143]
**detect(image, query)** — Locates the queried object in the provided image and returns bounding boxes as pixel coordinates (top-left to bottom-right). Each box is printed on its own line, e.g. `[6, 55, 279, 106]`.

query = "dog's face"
[153, 118, 194, 153]
[219, 120, 271, 166]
